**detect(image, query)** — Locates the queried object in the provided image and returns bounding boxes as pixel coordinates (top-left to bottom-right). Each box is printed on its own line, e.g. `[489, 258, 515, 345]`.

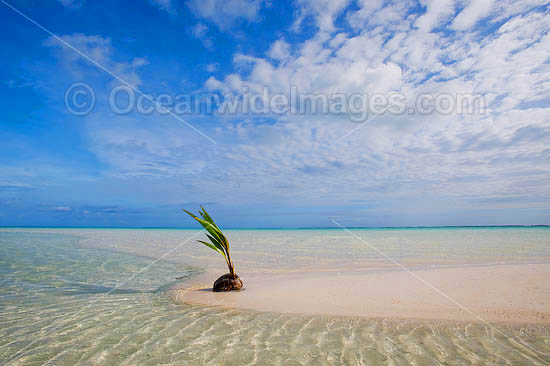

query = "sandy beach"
[173, 263, 550, 324]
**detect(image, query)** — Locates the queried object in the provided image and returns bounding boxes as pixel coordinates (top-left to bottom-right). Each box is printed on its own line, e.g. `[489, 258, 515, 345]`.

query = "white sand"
[172, 263, 550, 324]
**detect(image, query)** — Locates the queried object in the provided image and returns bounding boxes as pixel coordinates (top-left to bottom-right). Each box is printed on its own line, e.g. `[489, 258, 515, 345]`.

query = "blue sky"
[1, 0, 549, 228]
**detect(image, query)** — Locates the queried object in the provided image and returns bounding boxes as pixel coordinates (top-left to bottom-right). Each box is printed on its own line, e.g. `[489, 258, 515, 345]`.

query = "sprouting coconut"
[183, 206, 243, 292]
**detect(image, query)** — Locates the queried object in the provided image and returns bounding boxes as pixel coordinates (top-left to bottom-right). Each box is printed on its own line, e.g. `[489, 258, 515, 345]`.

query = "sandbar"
[171, 263, 550, 324]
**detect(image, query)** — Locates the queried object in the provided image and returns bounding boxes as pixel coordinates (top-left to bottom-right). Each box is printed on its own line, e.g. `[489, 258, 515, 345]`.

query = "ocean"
[1, 227, 549, 365]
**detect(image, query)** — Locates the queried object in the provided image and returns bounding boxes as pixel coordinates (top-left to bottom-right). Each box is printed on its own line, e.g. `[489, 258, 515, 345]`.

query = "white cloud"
[190, 23, 213, 49]
[54, 206, 72, 211]
[414, 0, 456, 32]
[187, 0, 267, 30]
[57, 0, 83, 9]
[206, 63, 218, 72]
[267, 40, 290, 61]
[146, 0, 175, 14]
[489, 0, 548, 23]
[191, 23, 208, 38]
[43, 34, 147, 88]
[348, 0, 411, 30]
[293, 0, 351, 32]
[451, 0, 494, 30]
[177, 1, 550, 212]
[5, 79, 34, 89]
[36, 3, 550, 222]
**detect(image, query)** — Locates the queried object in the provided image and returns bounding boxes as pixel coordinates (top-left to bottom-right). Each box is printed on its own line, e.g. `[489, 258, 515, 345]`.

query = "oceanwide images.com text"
[65, 83, 487, 122]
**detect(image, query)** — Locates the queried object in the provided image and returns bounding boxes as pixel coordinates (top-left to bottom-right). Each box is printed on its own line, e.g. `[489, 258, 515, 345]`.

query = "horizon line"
[1, 225, 549, 230]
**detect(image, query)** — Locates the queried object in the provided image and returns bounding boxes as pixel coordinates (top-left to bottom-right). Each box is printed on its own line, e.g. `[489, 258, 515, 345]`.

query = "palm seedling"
[183, 206, 242, 291]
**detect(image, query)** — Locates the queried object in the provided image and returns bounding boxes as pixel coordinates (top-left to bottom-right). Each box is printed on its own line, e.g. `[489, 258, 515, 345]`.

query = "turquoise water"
[1, 228, 549, 365]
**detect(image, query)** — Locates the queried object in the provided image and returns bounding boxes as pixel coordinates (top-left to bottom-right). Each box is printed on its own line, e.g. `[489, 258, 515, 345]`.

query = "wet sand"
[172, 263, 550, 324]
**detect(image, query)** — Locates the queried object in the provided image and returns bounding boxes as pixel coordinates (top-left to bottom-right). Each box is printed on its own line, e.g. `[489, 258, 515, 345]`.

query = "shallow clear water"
[1, 228, 550, 365]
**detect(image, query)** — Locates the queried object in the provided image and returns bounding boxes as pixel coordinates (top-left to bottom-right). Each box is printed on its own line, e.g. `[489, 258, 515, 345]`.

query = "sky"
[1, 0, 549, 228]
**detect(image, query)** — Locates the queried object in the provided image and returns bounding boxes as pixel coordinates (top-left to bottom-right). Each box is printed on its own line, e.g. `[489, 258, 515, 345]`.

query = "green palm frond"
[183, 207, 236, 276]
[183, 210, 224, 244]
[197, 240, 224, 256]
